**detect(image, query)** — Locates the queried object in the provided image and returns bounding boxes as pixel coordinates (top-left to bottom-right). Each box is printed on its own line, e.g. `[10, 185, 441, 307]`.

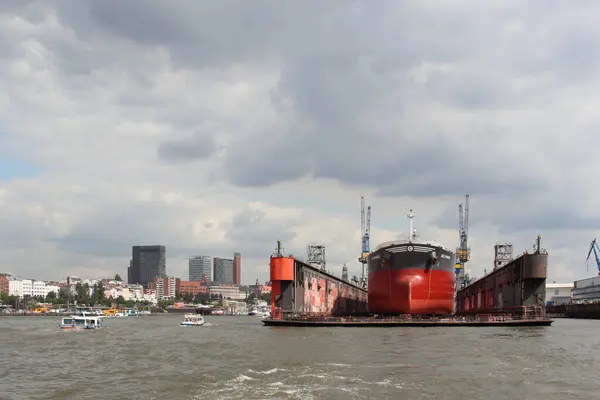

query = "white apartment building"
[8, 277, 22, 297]
[103, 284, 158, 305]
[209, 285, 244, 300]
[46, 284, 60, 296]
[127, 284, 144, 301]
[143, 290, 158, 305]
[7, 277, 60, 298]
[22, 280, 32, 296]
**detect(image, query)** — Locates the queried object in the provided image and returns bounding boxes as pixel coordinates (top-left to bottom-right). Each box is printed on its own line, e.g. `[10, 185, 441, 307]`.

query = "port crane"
[456, 194, 471, 288]
[358, 196, 371, 289]
[586, 238, 600, 276]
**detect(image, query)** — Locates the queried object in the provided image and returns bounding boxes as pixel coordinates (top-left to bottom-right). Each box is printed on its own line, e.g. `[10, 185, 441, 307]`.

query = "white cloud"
[0, 1, 598, 284]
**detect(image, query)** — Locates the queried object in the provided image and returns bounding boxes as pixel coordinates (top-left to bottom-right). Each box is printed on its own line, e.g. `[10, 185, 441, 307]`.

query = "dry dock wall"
[546, 303, 600, 319]
[456, 252, 547, 315]
[270, 256, 368, 318]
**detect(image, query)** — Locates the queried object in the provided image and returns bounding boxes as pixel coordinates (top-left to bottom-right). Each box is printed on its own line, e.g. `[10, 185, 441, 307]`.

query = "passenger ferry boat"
[59, 314, 104, 330]
[181, 313, 205, 327]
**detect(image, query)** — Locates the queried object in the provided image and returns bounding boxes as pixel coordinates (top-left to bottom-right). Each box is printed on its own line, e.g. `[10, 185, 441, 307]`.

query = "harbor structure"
[455, 236, 548, 315]
[269, 241, 368, 319]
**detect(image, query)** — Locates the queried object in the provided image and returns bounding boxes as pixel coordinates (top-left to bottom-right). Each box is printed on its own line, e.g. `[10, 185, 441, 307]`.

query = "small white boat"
[248, 307, 262, 316]
[181, 313, 205, 327]
[59, 314, 104, 330]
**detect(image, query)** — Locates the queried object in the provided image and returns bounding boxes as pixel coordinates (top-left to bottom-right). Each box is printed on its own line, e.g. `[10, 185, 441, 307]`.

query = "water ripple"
[0, 316, 597, 399]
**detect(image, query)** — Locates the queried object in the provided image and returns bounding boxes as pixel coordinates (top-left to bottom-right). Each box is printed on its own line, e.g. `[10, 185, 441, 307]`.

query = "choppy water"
[0, 315, 597, 399]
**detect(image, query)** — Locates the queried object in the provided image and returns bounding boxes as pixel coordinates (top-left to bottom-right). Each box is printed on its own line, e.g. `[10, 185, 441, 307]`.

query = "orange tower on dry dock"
[269, 242, 295, 319]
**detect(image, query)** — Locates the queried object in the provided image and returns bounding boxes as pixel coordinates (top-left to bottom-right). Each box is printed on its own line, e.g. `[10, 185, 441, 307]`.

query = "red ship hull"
[368, 268, 455, 315]
[367, 240, 456, 315]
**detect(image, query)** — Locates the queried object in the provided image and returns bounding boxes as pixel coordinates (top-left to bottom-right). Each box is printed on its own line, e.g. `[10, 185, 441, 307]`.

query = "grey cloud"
[226, 207, 296, 258]
[157, 129, 216, 163]
[54, 201, 184, 258]
[37, 1, 597, 198]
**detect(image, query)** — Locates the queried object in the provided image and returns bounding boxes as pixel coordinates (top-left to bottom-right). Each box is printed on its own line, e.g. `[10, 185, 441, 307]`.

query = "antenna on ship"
[407, 209, 416, 241]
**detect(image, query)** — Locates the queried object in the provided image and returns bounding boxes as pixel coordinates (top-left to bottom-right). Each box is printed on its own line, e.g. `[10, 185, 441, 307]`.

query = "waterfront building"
[149, 276, 177, 300]
[213, 257, 234, 284]
[0, 274, 9, 295]
[572, 277, 600, 303]
[546, 282, 574, 305]
[129, 245, 166, 287]
[233, 252, 242, 285]
[177, 280, 208, 297]
[189, 255, 212, 282]
[208, 285, 244, 300]
[4, 276, 60, 298]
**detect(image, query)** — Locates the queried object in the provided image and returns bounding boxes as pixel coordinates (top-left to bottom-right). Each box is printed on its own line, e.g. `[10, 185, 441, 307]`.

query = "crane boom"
[360, 196, 365, 238]
[458, 203, 464, 244]
[366, 206, 371, 237]
[586, 238, 600, 276]
[464, 194, 469, 240]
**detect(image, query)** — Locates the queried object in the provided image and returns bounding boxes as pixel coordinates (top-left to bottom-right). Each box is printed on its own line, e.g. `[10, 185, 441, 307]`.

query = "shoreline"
[0, 312, 166, 317]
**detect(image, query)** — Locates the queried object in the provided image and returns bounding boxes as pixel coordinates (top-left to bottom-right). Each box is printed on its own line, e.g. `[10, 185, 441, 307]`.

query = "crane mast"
[456, 194, 471, 288]
[358, 196, 371, 288]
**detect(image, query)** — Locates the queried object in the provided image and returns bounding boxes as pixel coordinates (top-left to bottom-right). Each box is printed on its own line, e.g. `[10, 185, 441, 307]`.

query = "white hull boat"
[181, 313, 205, 327]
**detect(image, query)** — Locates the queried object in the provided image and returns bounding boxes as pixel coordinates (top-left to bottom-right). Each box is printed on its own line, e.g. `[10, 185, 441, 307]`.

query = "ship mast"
[407, 209, 416, 241]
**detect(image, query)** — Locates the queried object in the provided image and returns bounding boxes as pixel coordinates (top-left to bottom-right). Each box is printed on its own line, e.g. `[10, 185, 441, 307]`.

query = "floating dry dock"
[263, 308, 552, 327]
[264, 240, 554, 328]
[262, 317, 553, 327]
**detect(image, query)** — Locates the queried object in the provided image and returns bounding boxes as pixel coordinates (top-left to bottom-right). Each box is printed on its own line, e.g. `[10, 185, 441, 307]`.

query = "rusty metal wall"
[456, 253, 548, 314]
[293, 259, 368, 316]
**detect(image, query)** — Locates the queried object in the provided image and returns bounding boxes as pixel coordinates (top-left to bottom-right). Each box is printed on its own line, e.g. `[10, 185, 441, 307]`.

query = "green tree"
[90, 282, 106, 305]
[0, 292, 9, 304]
[96, 281, 105, 299]
[193, 292, 209, 304]
[75, 283, 91, 305]
[157, 300, 174, 310]
[45, 291, 56, 303]
[114, 274, 122, 281]
[245, 292, 257, 304]
[260, 293, 271, 302]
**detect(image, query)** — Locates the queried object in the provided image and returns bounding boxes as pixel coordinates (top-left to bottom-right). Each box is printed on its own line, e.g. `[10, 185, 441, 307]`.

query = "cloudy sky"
[1, 0, 599, 284]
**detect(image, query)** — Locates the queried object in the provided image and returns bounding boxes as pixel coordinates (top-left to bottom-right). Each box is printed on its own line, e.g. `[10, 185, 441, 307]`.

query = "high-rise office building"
[233, 252, 242, 285]
[127, 259, 133, 284]
[129, 245, 166, 287]
[213, 257, 234, 284]
[189, 255, 212, 282]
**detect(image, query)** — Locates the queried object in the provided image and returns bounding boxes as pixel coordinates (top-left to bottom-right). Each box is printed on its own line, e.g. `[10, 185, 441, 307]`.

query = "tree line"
[1, 280, 271, 310]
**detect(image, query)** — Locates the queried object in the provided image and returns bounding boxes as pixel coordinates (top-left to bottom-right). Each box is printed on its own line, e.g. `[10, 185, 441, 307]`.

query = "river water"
[0, 315, 597, 399]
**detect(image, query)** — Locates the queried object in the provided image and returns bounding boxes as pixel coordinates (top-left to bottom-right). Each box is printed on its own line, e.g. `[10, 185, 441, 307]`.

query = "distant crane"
[358, 196, 371, 288]
[456, 194, 471, 287]
[586, 238, 600, 276]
